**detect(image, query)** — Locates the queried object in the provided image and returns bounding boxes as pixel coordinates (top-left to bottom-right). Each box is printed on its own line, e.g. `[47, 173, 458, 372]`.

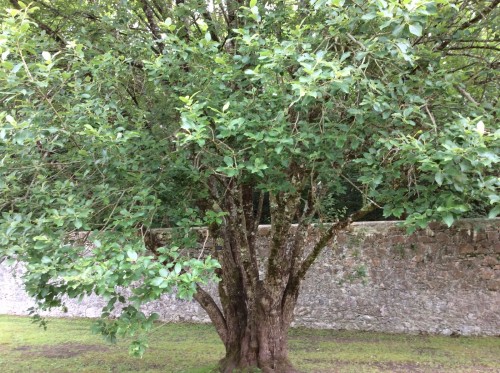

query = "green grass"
[0, 316, 499, 372]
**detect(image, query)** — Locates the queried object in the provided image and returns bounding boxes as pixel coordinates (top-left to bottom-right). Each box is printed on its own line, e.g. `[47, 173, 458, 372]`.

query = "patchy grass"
[0, 315, 222, 373]
[288, 328, 500, 372]
[0, 316, 499, 372]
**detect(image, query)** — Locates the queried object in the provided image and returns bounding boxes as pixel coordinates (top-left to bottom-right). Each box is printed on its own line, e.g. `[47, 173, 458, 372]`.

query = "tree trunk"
[193, 180, 375, 372]
[220, 331, 297, 373]
[201, 184, 303, 372]
[195, 236, 303, 373]
[217, 283, 300, 373]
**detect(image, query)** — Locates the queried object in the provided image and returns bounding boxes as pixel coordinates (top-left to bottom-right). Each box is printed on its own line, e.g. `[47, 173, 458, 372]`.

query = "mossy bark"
[217, 283, 300, 373]
[192, 180, 375, 372]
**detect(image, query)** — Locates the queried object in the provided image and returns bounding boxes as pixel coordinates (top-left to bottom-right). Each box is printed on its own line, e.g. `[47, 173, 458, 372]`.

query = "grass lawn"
[0, 315, 498, 372]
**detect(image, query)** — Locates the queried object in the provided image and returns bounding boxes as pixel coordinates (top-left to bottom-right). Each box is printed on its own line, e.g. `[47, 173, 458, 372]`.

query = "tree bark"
[194, 179, 376, 372]
[196, 181, 304, 372]
[216, 277, 301, 373]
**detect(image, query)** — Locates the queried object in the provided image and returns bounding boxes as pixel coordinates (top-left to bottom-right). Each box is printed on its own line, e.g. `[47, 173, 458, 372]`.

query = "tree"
[0, 0, 498, 371]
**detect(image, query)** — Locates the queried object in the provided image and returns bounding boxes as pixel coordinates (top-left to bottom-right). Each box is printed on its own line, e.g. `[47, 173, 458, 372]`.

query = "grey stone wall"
[1, 219, 499, 335]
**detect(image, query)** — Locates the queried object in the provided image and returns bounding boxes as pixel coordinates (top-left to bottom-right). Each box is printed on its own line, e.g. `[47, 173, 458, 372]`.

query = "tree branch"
[446, 45, 500, 52]
[346, 33, 366, 50]
[10, 0, 66, 47]
[340, 174, 382, 209]
[434, 0, 500, 52]
[266, 191, 299, 282]
[201, 9, 221, 43]
[297, 204, 376, 280]
[193, 284, 228, 344]
[139, 0, 165, 53]
[455, 84, 480, 105]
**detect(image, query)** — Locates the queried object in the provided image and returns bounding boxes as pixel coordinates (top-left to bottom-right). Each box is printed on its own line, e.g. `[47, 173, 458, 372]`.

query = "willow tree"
[0, 0, 498, 371]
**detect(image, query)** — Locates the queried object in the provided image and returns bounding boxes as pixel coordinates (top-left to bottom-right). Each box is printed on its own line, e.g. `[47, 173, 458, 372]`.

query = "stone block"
[435, 232, 449, 243]
[428, 222, 443, 230]
[486, 279, 500, 292]
[457, 229, 474, 243]
[492, 242, 500, 254]
[412, 255, 424, 264]
[418, 236, 436, 244]
[486, 231, 499, 241]
[472, 231, 488, 243]
[424, 227, 436, 237]
[391, 235, 406, 244]
[337, 235, 347, 245]
[482, 256, 498, 268]
[458, 244, 475, 255]
[479, 268, 495, 280]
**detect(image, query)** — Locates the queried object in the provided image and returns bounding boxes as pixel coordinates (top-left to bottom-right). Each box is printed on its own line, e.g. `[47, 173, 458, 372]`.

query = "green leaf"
[249, 0, 257, 8]
[361, 13, 376, 20]
[148, 313, 159, 322]
[392, 207, 404, 218]
[434, 172, 443, 186]
[127, 250, 138, 261]
[12, 63, 23, 74]
[409, 23, 423, 37]
[174, 262, 182, 275]
[488, 205, 500, 219]
[340, 52, 351, 62]
[396, 41, 409, 54]
[442, 214, 454, 227]
[151, 277, 164, 287]
[392, 23, 405, 36]
[489, 195, 500, 204]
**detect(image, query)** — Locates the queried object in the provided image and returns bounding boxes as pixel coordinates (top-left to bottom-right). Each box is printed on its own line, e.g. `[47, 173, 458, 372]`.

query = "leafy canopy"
[0, 0, 498, 354]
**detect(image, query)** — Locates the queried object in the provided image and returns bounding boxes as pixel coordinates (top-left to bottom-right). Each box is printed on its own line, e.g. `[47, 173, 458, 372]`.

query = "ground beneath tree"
[288, 328, 499, 373]
[1, 316, 498, 372]
[14, 343, 109, 358]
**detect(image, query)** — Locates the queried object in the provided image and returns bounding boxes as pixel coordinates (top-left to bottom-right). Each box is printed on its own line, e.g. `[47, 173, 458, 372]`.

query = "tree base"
[219, 354, 301, 373]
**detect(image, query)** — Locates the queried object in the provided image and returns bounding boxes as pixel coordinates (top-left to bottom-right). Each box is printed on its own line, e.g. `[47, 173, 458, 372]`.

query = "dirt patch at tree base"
[14, 343, 109, 358]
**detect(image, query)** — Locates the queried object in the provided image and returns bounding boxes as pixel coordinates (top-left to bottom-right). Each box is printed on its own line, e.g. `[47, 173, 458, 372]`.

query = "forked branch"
[297, 204, 376, 279]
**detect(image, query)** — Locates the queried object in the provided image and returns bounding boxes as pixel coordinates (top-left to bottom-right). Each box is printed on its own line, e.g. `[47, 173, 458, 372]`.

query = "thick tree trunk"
[218, 292, 300, 373]
[202, 243, 302, 373]
[220, 335, 296, 373]
[202, 184, 302, 372]
[192, 179, 375, 372]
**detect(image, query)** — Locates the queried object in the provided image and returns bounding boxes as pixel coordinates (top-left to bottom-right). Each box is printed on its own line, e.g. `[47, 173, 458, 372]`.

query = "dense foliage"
[0, 0, 498, 371]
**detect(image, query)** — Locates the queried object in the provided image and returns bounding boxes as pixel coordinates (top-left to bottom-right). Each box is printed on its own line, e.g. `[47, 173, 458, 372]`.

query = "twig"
[340, 174, 382, 209]
[424, 104, 437, 134]
[455, 85, 480, 105]
[198, 229, 210, 260]
[346, 33, 366, 50]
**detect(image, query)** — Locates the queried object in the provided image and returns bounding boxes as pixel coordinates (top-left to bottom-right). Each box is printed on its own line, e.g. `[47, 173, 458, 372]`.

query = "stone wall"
[1, 219, 499, 335]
